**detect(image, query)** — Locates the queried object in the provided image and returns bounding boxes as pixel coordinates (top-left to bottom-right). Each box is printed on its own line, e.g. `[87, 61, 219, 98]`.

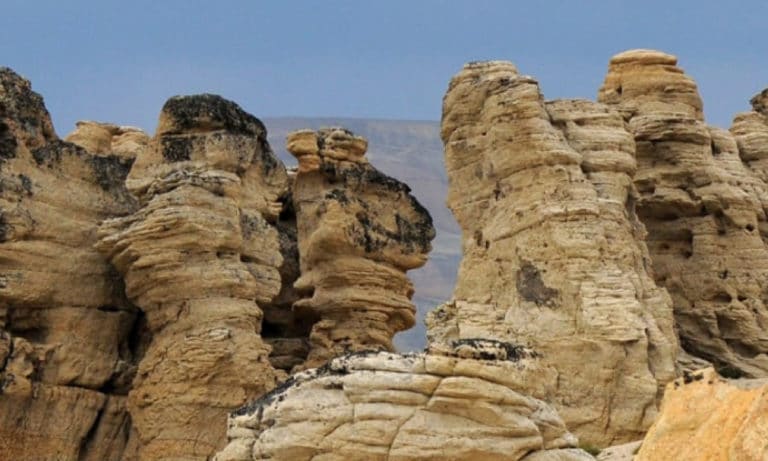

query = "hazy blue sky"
[2, 1, 766, 134]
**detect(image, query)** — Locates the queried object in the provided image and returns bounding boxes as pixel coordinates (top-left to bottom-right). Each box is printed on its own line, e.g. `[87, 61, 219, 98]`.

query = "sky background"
[1, 0, 766, 134]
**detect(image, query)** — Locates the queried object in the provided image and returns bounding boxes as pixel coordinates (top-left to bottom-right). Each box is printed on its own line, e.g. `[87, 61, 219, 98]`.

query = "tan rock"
[96, 94, 288, 459]
[599, 50, 768, 378]
[0, 68, 138, 460]
[428, 60, 677, 445]
[215, 340, 596, 461]
[65, 120, 150, 158]
[0, 68, 137, 461]
[635, 368, 768, 461]
[286, 128, 435, 368]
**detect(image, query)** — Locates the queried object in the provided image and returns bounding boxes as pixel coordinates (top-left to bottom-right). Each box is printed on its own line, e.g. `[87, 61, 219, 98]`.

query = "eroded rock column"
[286, 128, 435, 368]
[427, 61, 677, 445]
[97, 95, 287, 459]
[599, 50, 768, 378]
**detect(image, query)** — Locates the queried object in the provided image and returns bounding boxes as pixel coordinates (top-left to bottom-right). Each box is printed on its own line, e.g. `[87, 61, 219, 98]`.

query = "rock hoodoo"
[1, 49, 767, 460]
[427, 60, 678, 445]
[286, 128, 435, 368]
[0, 68, 139, 460]
[599, 50, 768, 378]
[216, 340, 595, 461]
[95, 94, 288, 459]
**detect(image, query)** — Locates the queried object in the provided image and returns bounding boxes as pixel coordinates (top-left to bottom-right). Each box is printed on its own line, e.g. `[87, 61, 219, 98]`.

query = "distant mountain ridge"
[263, 117, 459, 350]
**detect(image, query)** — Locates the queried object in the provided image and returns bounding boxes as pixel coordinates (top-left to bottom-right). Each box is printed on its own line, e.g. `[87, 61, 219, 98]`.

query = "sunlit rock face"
[427, 60, 678, 445]
[599, 50, 768, 379]
[286, 127, 435, 369]
[634, 368, 768, 461]
[96, 94, 288, 460]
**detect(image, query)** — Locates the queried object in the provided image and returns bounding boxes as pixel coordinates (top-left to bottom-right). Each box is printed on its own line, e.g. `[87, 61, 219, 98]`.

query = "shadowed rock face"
[0, 67, 139, 460]
[96, 94, 287, 460]
[599, 50, 768, 378]
[427, 60, 677, 445]
[215, 341, 595, 461]
[287, 128, 435, 369]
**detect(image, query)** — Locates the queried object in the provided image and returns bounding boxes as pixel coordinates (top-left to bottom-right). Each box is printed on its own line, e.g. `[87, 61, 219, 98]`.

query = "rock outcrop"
[0, 68, 138, 460]
[65, 120, 150, 159]
[96, 94, 288, 459]
[428, 61, 678, 445]
[634, 368, 768, 461]
[216, 340, 595, 461]
[599, 50, 768, 378]
[286, 128, 435, 368]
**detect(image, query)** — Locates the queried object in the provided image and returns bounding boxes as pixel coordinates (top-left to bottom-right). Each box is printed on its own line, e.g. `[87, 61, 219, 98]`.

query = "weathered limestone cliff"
[286, 128, 435, 368]
[599, 50, 768, 378]
[0, 68, 139, 460]
[634, 368, 768, 461]
[216, 340, 595, 461]
[427, 61, 677, 445]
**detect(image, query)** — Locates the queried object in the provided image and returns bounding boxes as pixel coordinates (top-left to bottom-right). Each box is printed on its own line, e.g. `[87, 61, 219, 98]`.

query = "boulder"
[216, 340, 595, 461]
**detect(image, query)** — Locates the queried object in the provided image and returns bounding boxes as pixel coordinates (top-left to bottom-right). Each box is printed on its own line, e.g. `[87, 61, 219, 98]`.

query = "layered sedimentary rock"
[599, 50, 768, 378]
[96, 94, 288, 459]
[634, 368, 768, 461]
[731, 89, 768, 206]
[427, 61, 677, 445]
[286, 128, 435, 368]
[216, 340, 595, 461]
[0, 68, 138, 460]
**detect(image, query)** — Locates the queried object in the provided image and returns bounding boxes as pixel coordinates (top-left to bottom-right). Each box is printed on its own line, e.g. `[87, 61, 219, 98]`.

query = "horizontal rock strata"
[287, 128, 435, 368]
[0, 68, 138, 460]
[599, 50, 768, 378]
[428, 60, 677, 445]
[96, 94, 287, 459]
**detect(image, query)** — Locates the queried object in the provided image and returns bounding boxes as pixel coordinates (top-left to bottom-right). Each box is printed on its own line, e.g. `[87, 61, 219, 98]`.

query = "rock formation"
[0, 68, 139, 460]
[286, 128, 435, 368]
[216, 340, 595, 461]
[95, 94, 288, 459]
[65, 120, 150, 158]
[427, 60, 678, 445]
[634, 368, 768, 461]
[598, 50, 768, 378]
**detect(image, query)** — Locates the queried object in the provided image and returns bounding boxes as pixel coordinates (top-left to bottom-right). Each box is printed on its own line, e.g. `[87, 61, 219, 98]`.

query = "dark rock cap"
[156, 93, 267, 137]
[0, 67, 57, 150]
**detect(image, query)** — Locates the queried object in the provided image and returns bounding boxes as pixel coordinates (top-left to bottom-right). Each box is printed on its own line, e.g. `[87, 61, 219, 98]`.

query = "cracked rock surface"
[215, 340, 595, 461]
[0, 67, 139, 460]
